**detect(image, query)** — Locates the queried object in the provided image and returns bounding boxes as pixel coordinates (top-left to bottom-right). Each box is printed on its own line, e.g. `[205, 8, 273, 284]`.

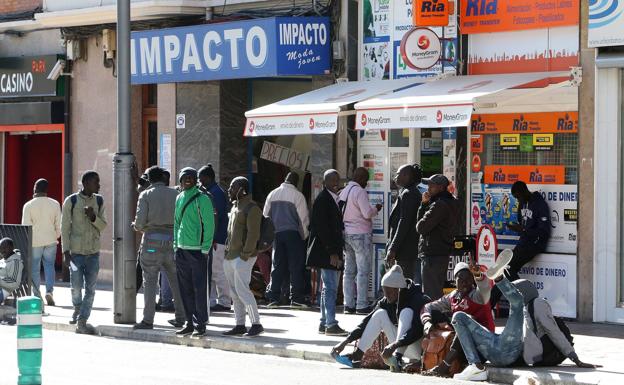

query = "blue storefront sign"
[131, 17, 330, 84]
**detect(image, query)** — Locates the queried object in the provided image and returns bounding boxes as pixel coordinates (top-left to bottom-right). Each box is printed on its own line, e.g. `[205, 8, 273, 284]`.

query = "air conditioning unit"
[102, 29, 116, 60]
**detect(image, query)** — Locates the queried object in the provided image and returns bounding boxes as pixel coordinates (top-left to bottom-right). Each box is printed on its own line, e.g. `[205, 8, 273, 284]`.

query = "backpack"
[70, 193, 103, 216]
[528, 299, 574, 366]
[243, 202, 275, 253]
[421, 323, 465, 375]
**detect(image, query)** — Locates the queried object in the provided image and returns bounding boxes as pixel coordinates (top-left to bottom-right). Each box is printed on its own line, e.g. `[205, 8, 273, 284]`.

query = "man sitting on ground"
[0, 238, 24, 324]
[331, 265, 429, 372]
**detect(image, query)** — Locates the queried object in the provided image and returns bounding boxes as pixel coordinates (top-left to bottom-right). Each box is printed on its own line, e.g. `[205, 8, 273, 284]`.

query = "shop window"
[389, 129, 409, 147]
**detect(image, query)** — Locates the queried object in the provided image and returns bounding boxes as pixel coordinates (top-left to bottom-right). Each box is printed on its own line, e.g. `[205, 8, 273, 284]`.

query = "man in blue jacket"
[490, 181, 551, 309]
[199, 165, 232, 312]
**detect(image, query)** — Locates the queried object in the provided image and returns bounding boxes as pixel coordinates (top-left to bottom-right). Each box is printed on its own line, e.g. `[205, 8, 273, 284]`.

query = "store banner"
[131, 17, 330, 84]
[471, 112, 578, 134]
[246, 113, 337, 137]
[460, 0, 579, 34]
[357, 104, 472, 130]
[588, 0, 624, 47]
[483, 165, 565, 185]
[0, 55, 60, 98]
[518, 253, 577, 318]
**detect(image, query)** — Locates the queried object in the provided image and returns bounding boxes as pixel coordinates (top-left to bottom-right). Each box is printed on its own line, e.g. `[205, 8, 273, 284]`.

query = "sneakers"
[223, 325, 247, 336]
[69, 307, 80, 325]
[244, 324, 265, 337]
[45, 293, 55, 307]
[325, 324, 349, 336]
[333, 354, 355, 368]
[344, 307, 356, 315]
[453, 364, 488, 381]
[133, 321, 153, 330]
[266, 301, 281, 309]
[318, 323, 326, 334]
[175, 323, 195, 336]
[168, 319, 185, 328]
[486, 248, 514, 281]
[192, 327, 206, 337]
[210, 304, 231, 312]
[355, 306, 373, 315]
[383, 354, 402, 373]
[290, 301, 309, 310]
[75, 319, 96, 335]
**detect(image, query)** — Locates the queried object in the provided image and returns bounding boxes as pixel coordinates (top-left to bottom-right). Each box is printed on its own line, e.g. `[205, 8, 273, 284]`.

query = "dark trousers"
[396, 257, 422, 285]
[490, 244, 542, 308]
[175, 249, 208, 326]
[421, 255, 449, 301]
[268, 230, 306, 303]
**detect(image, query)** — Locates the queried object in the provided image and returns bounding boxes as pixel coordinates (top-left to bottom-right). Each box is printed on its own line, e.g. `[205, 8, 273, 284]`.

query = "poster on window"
[360, 146, 387, 190]
[363, 0, 391, 40]
[471, 184, 577, 254]
[368, 191, 385, 235]
[363, 41, 391, 80]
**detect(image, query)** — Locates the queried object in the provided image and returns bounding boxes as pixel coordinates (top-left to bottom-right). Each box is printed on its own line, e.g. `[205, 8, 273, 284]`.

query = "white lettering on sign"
[260, 141, 310, 171]
[140, 36, 161, 75]
[203, 31, 222, 70]
[279, 22, 328, 45]
[247, 26, 267, 67]
[0, 73, 34, 93]
[224, 29, 244, 69]
[182, 33, 202, 73]
[164, 35, 181, 73]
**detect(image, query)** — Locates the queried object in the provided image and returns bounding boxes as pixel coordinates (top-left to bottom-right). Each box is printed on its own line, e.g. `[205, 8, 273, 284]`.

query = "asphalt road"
[0, 327, 490, 385]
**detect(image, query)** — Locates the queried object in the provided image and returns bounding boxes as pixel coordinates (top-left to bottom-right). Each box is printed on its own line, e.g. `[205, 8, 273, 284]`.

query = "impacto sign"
[460, 0, 579, 34]
[131, 17, 330, 84]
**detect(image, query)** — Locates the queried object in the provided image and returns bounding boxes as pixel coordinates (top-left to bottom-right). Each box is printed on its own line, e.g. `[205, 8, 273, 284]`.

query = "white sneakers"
[485, 248, 514, 281]
[453, 363, 488, 381]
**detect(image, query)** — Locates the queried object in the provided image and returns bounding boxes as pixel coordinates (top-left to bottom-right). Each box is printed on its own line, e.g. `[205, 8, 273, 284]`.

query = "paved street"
[0, 327, 482, 385]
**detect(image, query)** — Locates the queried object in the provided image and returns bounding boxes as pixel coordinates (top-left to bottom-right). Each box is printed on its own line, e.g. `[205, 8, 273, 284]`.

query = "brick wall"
[0, 0, 41, 15]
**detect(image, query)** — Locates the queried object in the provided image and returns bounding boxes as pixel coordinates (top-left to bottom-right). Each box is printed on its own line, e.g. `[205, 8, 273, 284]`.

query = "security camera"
[47, 59, 69, 80]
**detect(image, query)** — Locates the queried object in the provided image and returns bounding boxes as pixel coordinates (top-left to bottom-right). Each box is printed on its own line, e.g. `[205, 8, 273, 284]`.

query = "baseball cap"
[422, 174, 449, 187]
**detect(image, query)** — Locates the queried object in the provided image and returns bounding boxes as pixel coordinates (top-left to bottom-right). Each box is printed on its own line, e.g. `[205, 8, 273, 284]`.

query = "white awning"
[354, 72, 570, 130]
[244, 79, 423, 137]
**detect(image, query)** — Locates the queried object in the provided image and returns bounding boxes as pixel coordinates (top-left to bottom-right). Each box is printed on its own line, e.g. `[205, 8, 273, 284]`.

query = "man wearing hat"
[173, 167, 215, 337]
[331, 265, 429, 372]
[416, 174, 459, 300]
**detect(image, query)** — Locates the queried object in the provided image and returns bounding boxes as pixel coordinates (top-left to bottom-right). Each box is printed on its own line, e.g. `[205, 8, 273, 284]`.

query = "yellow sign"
[533, 133, 554, 146]
[500, 134, 520, 146]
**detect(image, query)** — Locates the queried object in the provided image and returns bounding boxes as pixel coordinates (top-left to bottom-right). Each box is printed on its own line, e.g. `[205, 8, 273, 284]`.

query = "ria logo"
[589, 0, 623, 29]
[436, 110, 443, 123]
[248, 121, 255, 133]
[361, 114, 367, 127]
[309, 118, 315, 130]
[418, 35, 431, 50]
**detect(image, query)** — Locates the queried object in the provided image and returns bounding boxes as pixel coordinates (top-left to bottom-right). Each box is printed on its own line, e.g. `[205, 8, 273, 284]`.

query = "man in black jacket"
[416, 174, 458, 300]
[490, 181, 551, 309]
[331, 265, 429, 372]
[307, 169, 348, 336]
[386, 164, 422, 281]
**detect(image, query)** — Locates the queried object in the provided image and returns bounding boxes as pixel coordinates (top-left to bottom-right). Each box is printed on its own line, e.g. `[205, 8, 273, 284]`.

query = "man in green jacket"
[174, 167, 215, 337]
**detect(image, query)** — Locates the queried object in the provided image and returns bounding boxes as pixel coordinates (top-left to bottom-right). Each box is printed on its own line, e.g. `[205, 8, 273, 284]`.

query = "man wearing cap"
[173, 167, 215, 337]
[420, 261, 494, 378]
[416, 174, 459, 300]
[331, 264, 429, 372]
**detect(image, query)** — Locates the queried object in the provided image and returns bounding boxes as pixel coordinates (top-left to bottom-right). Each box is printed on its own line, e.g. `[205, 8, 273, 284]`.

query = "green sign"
[520, 134, 534, 152]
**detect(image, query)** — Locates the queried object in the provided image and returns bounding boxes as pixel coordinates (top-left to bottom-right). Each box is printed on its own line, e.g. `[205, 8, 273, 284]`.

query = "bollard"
[17, 296, 42, 385]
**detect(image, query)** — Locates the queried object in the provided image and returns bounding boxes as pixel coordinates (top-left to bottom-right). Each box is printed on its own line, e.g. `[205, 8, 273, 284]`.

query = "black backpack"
[243, 202, 275, 253]
[528, 299, 574, 366]
[70, 193, 103, 215]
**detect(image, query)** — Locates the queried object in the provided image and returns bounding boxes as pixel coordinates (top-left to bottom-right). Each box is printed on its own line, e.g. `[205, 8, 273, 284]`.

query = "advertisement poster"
[442, 127, 457, 193]
[360, 146, 387, 190]
[471, 112, 579, 134]
[518, 253, 577, 318]
[363, 0, 391, 80]
[471, 184, 578, 254]
[160, 134, 172, 172]
[368, 191, 385, 235]
[589, 0, 624, 47]
[363, 41, 391, 80]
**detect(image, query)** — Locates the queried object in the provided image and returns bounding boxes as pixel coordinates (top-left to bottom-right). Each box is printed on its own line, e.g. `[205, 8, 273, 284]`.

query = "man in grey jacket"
[0, 238, 23, 323]
[132, 166, 186, 330]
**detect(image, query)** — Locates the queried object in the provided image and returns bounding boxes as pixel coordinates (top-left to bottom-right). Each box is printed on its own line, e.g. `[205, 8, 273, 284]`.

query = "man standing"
[264, 172, 309, 309]
[490, 181, 551, 308]
[415, 174, 458, 300]
[340, 167, 381, 314]
[223, 177, 264, 337]
[22, 179, 61, 306]
[307, 170, 348, 336]
[386, 165, 422, 281]
[132, 166, 186, 330]
[173, 167, 215, 337]
[198, 164, 232, 312]
[61, 171, 106, 334]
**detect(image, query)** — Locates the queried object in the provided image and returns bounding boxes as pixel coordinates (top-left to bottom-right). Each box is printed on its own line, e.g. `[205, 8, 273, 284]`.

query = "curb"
[487, 367, 598, 385]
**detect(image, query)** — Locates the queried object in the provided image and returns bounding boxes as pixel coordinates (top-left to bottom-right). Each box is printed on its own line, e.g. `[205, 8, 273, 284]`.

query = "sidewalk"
[39, 286, 623, 384]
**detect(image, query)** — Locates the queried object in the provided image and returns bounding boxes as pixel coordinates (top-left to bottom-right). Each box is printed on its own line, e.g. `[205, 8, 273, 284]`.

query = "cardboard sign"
[471, 112, 578, 134]
[483, 165, 565, 185]
[260, 141, 310, 170]
[460, 0, 579, 34]
[413, 0, 450, 27]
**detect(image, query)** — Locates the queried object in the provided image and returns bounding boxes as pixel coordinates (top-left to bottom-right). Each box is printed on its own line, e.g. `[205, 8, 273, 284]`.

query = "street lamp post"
[113, 0, 136, 324]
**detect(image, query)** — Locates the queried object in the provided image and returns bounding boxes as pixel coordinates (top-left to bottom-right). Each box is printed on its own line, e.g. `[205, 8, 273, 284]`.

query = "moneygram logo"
[248, 121, 255, 133]
[483, 235, 490, 251]
[418, 35, 430, 50]
[436, 110, 443, 123]
[309, 118, 315, 130]
[361, 114, 367, 127]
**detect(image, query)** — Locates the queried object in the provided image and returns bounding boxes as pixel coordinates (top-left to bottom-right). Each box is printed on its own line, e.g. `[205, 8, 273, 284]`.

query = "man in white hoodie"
[0, 238, 24, 323]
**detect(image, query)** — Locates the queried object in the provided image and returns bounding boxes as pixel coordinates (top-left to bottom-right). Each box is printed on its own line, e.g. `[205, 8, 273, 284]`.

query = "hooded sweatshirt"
[518, 192, 551, 248]
[0, 251, 23, 293]
[514, 279, 578, 365]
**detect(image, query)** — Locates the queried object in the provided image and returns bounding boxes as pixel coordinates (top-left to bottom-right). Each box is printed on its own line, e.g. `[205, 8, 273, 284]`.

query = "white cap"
[453, 262, 470, 278]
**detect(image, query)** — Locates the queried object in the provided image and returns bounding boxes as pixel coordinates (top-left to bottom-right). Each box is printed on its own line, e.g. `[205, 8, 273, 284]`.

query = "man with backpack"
[223, 176, 265, 337]
[61, 171, 106, 335]
[173, 167, 215, 337]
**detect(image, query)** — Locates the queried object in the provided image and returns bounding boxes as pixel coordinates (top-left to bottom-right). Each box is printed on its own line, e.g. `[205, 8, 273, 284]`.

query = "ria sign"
[400, 27, 442, 70]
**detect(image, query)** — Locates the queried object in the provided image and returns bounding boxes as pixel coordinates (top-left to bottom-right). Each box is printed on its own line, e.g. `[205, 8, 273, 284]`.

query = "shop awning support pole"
[113, 0, 136, 324]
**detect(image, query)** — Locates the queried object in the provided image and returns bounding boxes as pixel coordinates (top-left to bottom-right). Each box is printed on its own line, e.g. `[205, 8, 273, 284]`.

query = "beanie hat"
[179, 167, 198, 182]
[381, 264, 407, 289]
[453, 262, 470, 278]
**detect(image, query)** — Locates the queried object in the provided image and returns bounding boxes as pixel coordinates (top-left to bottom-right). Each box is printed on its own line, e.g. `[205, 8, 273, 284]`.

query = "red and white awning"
[244, 79, 422, 137]
[354, 72, 569, 130]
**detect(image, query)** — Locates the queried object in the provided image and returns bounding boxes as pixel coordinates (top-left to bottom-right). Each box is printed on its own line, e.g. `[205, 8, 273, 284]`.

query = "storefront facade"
[589, 1, 624, 323]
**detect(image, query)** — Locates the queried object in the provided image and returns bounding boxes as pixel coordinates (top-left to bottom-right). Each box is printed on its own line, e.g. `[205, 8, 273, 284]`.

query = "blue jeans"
[320, 269, 339, 328]
[452, 278, 524, 367]
[160, 270, 173, 307]
[343, 233, 372, 309]
[32, 243, 57, 295]
[268, 230, 306, 303]
[70, 253, 100, 321]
